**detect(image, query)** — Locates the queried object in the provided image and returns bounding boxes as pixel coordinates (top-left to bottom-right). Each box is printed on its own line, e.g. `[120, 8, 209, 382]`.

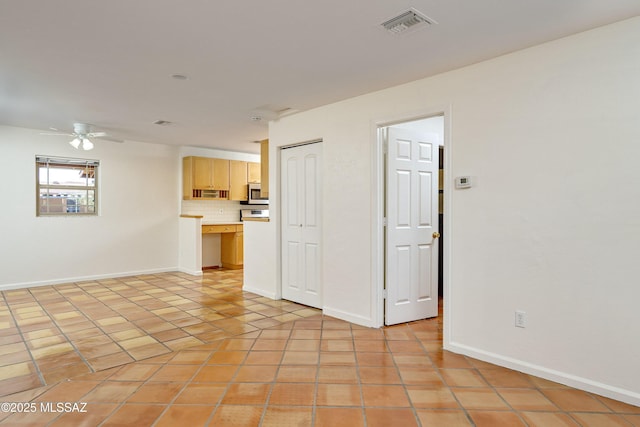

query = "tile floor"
[0, 270, 638, 426]
[0, 270, 317, 396]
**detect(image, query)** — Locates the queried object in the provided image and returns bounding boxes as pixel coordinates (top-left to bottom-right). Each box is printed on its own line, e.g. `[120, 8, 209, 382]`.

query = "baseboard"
[0, 267, 179, 292]
[178, 267, 204, 276]
[322, 306, 376, 328]
[446, 341, 640, 407]
[242, 285, 277, 300]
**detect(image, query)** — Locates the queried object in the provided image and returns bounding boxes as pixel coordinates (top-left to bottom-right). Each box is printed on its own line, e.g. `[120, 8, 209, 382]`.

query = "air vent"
[153, 120, 172, 126]
[382, 8, 436, 34]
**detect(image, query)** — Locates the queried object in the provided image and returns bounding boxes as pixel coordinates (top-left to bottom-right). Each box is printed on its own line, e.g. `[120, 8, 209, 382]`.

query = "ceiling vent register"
[382, 8, 436, 34]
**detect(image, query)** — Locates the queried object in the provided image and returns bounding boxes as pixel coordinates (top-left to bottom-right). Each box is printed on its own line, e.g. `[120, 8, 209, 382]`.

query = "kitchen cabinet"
[260, 139, 269, 198]
[202, 224, 237, 234]
[221, 226, 243, 269]
[183, 156, 230, 200]
[229, 160, 248, 201]
[248, 162, 261, 183]
[202, 224, 243, 269]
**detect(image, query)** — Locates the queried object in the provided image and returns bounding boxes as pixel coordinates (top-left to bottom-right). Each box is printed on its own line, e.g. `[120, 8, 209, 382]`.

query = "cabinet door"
[221, 231, 243, 269]
[248, 162, 261, 183]
[260, 139, 269, 197]
[229, 160, 248, 201]
[211, 159, 230, 190]
[182, 157, 193, 199]
[236, 231, 243, 265]
[193, 157, 213, 189]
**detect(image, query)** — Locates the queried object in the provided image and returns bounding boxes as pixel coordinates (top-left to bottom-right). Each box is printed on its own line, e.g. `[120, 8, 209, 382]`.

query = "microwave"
[242, 183, 269, 205]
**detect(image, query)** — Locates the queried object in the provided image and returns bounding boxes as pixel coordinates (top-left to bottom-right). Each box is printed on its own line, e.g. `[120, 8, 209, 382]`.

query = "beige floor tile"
[520, 411, 581, 427]
[498, 388, 559, 411]
[468, 410, 527, 426]
[317, 383, 362, 406]
[542, 389, 612, 412]
[406, 386, 460, 409]
[364, 408, 419, 427]
[416, 410, 473, 426]
[452, 388, 511, 410]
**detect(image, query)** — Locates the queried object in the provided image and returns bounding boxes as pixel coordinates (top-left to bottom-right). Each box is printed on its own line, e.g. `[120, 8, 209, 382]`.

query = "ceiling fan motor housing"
[73, 123, 90, 136]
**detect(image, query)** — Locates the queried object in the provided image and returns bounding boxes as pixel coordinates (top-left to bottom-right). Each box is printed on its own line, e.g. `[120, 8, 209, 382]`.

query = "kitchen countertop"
[180, 215, 265, 224]
[202, 221, 243, 225]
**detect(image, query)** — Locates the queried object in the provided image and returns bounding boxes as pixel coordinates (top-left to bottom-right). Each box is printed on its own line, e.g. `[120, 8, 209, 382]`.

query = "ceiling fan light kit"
[69, 137, 94, 150]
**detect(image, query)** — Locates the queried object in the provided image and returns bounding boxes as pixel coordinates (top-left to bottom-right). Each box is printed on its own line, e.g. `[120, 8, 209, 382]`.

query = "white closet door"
[281, 142, 322, 309]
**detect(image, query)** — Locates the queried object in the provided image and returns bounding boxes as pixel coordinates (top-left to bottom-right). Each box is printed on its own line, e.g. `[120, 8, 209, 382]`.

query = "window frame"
[36, 155, 100, 217]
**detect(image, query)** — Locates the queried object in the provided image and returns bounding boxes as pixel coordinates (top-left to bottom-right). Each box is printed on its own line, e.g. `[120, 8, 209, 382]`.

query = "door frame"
[371, 106, 452, 343]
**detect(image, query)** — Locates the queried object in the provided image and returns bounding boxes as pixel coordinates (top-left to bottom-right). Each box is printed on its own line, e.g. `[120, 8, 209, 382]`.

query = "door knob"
[432, 232, 441, 239]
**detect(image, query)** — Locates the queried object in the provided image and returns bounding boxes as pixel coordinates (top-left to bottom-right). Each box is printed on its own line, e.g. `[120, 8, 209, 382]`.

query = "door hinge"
[383, 289, 388, 299]
[383, 217, 387, 227]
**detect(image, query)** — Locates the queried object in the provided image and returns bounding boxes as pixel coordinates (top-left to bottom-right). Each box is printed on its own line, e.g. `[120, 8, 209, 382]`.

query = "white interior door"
[281, 142, 322, 309]
[385, 127, 439, 325]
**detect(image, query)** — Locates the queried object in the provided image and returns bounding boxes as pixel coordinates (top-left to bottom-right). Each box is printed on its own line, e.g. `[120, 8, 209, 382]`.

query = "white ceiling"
[1, 1, 638, 153]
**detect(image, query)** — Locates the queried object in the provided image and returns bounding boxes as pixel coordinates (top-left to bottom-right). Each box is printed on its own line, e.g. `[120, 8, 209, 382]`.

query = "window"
[36, 156, 99, 216]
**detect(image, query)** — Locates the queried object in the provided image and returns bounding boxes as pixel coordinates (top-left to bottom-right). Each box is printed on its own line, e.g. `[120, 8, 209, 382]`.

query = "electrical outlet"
[515, 310, 526, 328]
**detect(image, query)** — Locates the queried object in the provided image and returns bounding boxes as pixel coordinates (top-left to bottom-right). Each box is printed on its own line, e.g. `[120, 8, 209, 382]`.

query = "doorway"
[378, 115, 445, 326]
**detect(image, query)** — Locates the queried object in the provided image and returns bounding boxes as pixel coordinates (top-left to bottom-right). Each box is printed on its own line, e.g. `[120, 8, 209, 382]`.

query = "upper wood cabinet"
[183, 156, 261, 201]
[260, 139, 269, 198]
[248, 162, 261, 184]
[229, 160, 248, 201]
[211, 158, 230, 190]
[183, 156, 230, 199]
[192, 157, 211, 189]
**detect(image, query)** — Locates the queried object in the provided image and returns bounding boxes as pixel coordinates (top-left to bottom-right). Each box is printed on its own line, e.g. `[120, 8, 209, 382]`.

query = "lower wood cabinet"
[221, 229, 243, 269]
[202, 224, 243, 269]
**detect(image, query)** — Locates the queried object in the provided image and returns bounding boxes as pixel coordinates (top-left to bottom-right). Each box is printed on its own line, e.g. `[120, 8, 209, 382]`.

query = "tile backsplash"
[181, 200, 243, 222]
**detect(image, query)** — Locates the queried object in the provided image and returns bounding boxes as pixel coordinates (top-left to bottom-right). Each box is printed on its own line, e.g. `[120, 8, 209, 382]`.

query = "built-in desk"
[202, 223, 243, 269]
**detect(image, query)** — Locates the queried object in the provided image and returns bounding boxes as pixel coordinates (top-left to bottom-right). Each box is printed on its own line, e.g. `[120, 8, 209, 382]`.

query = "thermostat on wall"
[455, 176, 473, 189]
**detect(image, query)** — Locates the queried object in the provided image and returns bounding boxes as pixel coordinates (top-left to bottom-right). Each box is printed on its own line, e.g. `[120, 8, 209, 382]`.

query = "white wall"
[265, 17, 640, 404]
[0, 125, 180, 289]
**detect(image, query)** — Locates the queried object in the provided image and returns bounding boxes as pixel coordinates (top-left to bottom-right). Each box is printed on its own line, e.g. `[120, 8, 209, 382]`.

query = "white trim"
[178, 268, 203, 276]
[322, 306, 376, 328]
[370, 126, 386, 328]
[448, 341, 640, 407]
[243, 285, 278, 300]
[441, 107, 453, 351]
[0, 267, 179, 292]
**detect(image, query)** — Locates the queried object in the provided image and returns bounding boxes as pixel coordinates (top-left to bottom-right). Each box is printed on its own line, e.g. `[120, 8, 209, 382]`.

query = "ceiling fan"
[42, 123, 123, 150]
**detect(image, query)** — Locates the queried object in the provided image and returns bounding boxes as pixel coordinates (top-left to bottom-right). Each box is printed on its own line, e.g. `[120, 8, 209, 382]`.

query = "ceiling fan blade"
[96, 135, 124, 143]
[87, 132, 107, 138]
[40, 132, 73, 136]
